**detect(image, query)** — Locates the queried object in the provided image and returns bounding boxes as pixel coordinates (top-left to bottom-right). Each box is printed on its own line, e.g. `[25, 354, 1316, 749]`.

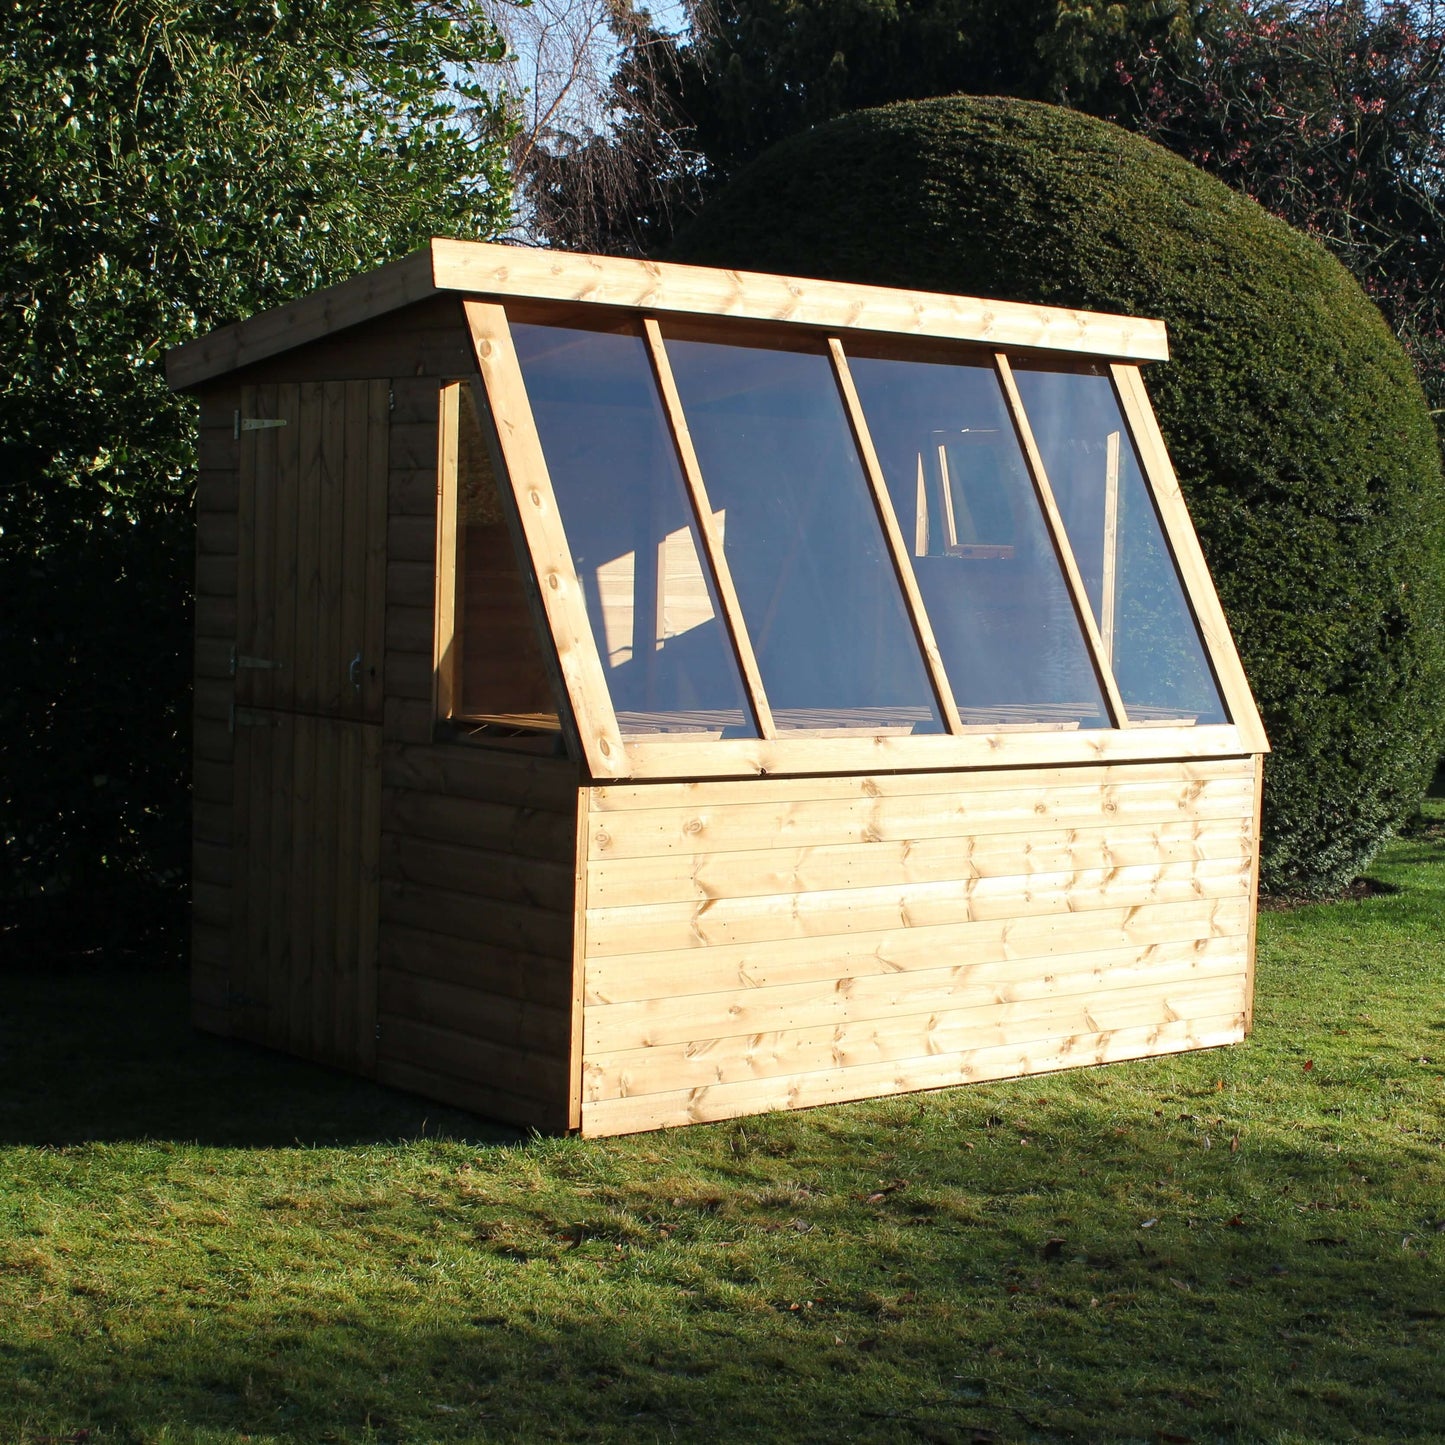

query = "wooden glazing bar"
[828, 338, 964, 734]
[607, 723, 1251, 781]
[993, 352, 1130, 727]
[1101, 429, 1121, 664]
[433, 381, 462, 721]
[462, 299, 624, 777]
[642, 317, 776, 738]
[1108, 364, 1270, 754]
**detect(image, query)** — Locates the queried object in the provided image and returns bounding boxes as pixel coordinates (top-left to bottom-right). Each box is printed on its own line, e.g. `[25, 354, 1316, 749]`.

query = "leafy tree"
[566, 0, 1445, 424]
[1113, 0, 1445, 413]
[0, 0, 512, 953]
[540, 0, 1207, 252]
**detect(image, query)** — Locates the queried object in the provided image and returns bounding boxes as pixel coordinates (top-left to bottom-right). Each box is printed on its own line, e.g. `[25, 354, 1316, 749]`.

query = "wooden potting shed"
[170, 239, 1268, 1137]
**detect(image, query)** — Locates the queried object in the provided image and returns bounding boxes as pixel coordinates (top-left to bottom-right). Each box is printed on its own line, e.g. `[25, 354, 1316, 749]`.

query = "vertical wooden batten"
[994, 351, 1130, 728]
[643, 317, 777, 739]
[1245, 751, 1266, 1033]
[463, 299, 626, 779]
[434, 382, 462, 721]
[829, 337, 965, 736]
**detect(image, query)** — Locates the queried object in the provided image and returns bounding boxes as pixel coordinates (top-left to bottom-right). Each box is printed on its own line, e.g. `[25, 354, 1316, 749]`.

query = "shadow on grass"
[4, 1102, 1444, 1443]
[0, 968, 520, 1149]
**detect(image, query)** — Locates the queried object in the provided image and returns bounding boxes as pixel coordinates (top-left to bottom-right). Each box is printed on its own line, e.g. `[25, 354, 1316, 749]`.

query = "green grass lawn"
[3, 806, 1443, 1444]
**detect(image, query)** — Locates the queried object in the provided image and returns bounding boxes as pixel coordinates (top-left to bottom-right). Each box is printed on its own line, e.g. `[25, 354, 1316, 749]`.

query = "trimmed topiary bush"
[670, 95, 1445, 896]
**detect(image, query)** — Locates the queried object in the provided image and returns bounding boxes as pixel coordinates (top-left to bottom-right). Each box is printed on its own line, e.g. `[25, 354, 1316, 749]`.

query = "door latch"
[349, 651, 364, 692]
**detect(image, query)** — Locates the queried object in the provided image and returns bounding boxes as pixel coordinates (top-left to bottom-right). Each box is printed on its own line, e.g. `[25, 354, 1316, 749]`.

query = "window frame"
[450, 291, 1266, 781]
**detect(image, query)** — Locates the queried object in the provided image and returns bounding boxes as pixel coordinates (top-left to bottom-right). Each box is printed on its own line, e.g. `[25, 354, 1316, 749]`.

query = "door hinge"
[233, 411, 288, 439]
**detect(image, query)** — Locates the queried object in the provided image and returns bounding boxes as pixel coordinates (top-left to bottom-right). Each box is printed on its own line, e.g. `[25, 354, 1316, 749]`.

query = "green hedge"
[670, 95, 1445, 895]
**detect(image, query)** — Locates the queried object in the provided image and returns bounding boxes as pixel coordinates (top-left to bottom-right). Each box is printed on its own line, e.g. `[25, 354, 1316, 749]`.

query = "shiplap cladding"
[578, 759, 1257, 1136]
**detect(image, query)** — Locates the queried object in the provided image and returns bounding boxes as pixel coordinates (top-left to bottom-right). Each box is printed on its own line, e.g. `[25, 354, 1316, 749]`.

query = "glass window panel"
[1012, 366, 1228, 726]
[663, 336, 943, 734]
[453, 381, 560, 739]
[510, 320, 756, 738]
[847, 351, 1110, 730]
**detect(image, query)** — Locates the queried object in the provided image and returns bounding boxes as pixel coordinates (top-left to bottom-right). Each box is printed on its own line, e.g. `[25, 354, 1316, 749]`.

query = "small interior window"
[442, 380, 562, 747]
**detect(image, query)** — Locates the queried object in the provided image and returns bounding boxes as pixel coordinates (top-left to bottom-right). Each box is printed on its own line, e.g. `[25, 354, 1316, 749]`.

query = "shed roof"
[166, 239, 1169, 392]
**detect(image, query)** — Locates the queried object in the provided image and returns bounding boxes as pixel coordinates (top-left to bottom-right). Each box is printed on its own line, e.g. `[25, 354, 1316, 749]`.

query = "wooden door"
[229, 381, 389, 1070]
[234, 382, 388, 721]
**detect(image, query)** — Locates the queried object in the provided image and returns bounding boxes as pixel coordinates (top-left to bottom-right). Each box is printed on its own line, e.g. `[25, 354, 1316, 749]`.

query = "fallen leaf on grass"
[864, 1180, 907, 1203]
[1141, 1218, 1158, 1229]
[1303, 1059, 1315, 1071]
[1170, 1278, 1192, 1293]
[1226, 1215, 1246, 1228]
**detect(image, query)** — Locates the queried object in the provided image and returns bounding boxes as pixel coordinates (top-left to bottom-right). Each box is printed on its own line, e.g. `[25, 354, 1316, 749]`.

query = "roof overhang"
[165, 238, 1170, 393]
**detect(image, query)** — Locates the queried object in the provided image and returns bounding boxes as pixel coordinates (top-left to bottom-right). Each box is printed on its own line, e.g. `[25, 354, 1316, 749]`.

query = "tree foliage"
[535, 0, 1210, 251]
[564, 1, 1445, 418]
[671, 96, 1445, 894]
[0, 0, 512, 951]
[1116, 0, 1445, 413]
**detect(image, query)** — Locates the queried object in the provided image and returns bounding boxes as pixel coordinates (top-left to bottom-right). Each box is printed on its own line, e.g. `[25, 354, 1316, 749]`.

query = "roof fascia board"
[169, 240, 1170, 391]
[431, 239, 1169, 362]
[166, 248, 440, 392]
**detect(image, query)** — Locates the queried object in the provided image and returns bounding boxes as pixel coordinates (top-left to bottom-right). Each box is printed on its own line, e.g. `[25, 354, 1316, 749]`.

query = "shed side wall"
[579, 757, 1258, 1136]
[375, 370, 580, 1130]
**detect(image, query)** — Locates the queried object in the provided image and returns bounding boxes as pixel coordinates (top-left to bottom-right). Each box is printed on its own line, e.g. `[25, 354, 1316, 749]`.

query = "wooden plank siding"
[578, 758, 1257, 1136]
[376, 742, 583, 1131]
[376, 373, 580, 1132]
